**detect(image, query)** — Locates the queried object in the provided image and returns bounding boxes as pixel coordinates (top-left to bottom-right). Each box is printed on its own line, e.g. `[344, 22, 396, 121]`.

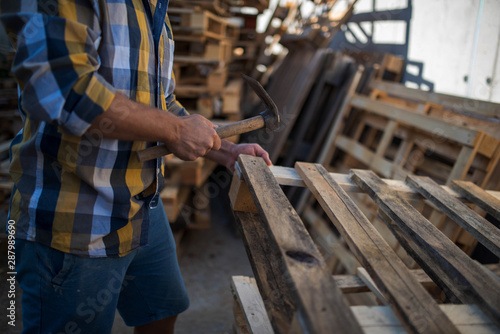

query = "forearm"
[87, 93, 221, 161]
[87, 92, 180, 143]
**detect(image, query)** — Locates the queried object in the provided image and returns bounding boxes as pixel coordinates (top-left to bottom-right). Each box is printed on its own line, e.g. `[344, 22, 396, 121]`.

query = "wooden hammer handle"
[136, 116, 265, 162]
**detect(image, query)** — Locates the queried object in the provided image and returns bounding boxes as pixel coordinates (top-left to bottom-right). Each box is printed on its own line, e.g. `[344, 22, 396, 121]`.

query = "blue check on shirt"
[1, 0, 187, 257]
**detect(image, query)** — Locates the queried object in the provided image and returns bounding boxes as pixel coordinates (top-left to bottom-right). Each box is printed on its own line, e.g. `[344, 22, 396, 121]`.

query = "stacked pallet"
[241, 47, 405, 168]
[0, 69, 19, 213]
[168, 5, 239, 120]
[229, 154, 500, 333]
[161, 2, 270, 228]
[300, 72, 500, 269]
[168, 1, 269, 121]
[160, 155, 219, 229]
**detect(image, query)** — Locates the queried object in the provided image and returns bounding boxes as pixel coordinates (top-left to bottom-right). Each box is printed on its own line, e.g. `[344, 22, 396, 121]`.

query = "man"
[1, 0, 271, 333]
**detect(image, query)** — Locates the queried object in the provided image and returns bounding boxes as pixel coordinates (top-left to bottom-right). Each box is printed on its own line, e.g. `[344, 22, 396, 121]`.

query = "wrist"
[159, 112, 182, 144]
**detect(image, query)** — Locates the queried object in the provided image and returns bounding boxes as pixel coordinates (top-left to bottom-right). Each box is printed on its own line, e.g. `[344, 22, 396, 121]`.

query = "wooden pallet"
[164, 156, 218, 188]
[168, 8, 239, 41]
[229, 154, 500, 334]
[308, 74, 500, 258]
[222, 78, 243, 115]
[174, 37, 233, 63]
[0, 139, 12, 210]
[319, 77, 500, 188]
[174, 63, 228, 97]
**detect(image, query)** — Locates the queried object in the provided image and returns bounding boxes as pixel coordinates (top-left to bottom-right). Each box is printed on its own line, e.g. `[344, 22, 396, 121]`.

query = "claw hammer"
[136, 74, 280, 162]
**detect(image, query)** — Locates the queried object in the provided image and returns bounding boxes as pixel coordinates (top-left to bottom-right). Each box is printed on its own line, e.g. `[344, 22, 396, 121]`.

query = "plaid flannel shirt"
[1, 0, 186, 256]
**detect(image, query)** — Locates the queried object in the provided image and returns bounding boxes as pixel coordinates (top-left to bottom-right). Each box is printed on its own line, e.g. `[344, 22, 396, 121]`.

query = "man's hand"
[87, 93, 221, 161]
[205, 140, 271, 173]
[165, 114, 221, 161]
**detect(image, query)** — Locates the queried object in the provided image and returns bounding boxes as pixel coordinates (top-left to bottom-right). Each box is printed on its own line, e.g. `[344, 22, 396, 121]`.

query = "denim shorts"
[15, 200, 189, 333]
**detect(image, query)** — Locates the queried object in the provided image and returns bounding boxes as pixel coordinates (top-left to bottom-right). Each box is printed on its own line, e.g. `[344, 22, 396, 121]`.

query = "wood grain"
[295, 162, 457, 334]
[350, 169, 500, 327]
[238, 154, 363, 334]
[406, 175, 500, 258]
[451, 180, 500, 222]
[234, 211, 295, 333]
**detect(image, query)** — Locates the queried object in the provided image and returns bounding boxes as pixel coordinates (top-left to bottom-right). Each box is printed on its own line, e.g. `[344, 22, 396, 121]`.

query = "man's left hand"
[205, 141, 272, 173]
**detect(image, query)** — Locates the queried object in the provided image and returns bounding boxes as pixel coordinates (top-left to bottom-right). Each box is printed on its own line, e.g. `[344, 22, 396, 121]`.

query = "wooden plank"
[266, 165, 500, 202]
[0, 139, 11, 155]
[350, 169, 500, 326]
[335, 135, 394, 178]
[0, 181, 14, 191]
[165, 186, 191, 222]
[233, 300, 251, 334]
[375, 120, 398, 157]
[295, 162, 457, 334]
[233, 211, 295, 333]
[282, 50, 336, 167]
[302, 207, 361, 274]
[229, 172, 258, 213]
[350, 94, 479, 146]
[231, 276, 274, 334]
[352, 305, 499, 334]
[356, 267, 389, 305]
[265, 49, 330, 162]
[446, 145, 477, 183]
[333, 275, 369, 293]
[369, 80, 500, 119]
[317, 66, 364, 164]
[406, 175, 500, 258]
[238, 155, 363, 334]
[451, 180, 500, 221]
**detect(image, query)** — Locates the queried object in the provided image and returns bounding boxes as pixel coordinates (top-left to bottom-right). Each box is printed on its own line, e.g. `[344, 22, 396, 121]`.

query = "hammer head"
[241, 73, 280, 132]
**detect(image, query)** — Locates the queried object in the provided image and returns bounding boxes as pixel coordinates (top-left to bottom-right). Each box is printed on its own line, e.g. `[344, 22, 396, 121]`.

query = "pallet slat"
[406, 175, 500, 258]
[237, 155, 363, 334]
[231, 276, 274, 334]
[350, 169, 500, 326]
[231, 276, 498, 334]
[350, 94, 479, 146]
[368, 80, 500, 119]
[266, 165, 500, 202]
[450, 180, 500, 221]
[234, 211, 295, 332]
[295, 162, 457, 334]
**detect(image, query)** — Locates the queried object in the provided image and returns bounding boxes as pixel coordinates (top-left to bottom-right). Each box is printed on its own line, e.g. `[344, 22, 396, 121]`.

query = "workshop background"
[1, 0, 500, 333]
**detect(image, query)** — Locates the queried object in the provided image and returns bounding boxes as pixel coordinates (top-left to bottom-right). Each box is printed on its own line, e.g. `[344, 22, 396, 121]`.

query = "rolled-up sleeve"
[0, 1, 116, 136]
[165, 68, 188, 116]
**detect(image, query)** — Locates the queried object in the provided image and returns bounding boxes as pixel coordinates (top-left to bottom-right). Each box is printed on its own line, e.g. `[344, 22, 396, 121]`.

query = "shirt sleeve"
[165, 68, 188, 117]
[0, 1, 116, 137]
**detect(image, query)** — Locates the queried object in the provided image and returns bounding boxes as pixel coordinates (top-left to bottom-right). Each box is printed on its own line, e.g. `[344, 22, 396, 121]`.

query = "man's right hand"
[165, 114, 221, 161]
[87, 93, 222, 162]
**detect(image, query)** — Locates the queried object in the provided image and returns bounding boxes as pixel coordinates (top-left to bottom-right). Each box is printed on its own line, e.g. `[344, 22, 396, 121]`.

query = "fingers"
[231, 143, 272, 166]
[257, 150, 272, 166]
[172, 115, 221, 161]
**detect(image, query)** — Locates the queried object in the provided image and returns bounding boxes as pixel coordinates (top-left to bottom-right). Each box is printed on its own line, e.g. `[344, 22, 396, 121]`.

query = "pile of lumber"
[168, 1, 269, 121]
[0, 71, 19, 213]
[160, 155, 218, 229]
[241, 47, 405, 168]
[234, 6, 499, 267]
[162, 1, 271, 228]
[163, 0, 360, 228]
[229, 154, 500, 333]
[301, 73, 500, 270]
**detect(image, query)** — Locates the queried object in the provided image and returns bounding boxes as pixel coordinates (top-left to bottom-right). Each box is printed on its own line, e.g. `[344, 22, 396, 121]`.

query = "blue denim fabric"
[15, 200, 189, 333]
